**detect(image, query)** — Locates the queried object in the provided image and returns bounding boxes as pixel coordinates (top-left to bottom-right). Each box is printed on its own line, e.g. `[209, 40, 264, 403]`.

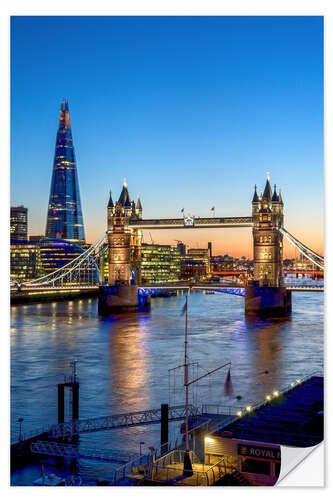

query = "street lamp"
[18, 418, 23, 441]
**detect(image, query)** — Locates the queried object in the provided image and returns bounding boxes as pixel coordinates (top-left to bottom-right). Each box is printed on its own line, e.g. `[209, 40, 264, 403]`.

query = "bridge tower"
[98, 181, 149, 315]
[245, 176, 291, 316]
[107, 197, 131, 285]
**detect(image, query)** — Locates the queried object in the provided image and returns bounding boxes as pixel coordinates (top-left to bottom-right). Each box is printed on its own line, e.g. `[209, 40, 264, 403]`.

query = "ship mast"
[184, 294, 189, 452]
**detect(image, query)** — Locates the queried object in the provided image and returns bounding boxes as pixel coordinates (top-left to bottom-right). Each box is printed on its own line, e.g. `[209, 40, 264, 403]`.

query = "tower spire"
[108, 190, 114, 208]
[252, 184, 259, 203]
[263, 174, 272, 202]
[272, 184, 278, 202]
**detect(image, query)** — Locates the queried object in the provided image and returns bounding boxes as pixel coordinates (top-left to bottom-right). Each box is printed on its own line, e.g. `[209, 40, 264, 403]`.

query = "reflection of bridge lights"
[205, 436, 214, 443]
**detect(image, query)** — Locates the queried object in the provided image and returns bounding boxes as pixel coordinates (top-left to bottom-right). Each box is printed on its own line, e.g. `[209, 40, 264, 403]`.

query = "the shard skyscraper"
[45, 100, 85, 243]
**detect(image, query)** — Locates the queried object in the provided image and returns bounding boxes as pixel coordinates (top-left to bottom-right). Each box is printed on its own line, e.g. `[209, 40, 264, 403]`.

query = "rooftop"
[212, 376, 323, 448]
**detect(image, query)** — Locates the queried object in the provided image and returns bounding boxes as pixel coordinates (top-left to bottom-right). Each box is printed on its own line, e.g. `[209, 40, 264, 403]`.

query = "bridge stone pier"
[245, 177, 291, 317]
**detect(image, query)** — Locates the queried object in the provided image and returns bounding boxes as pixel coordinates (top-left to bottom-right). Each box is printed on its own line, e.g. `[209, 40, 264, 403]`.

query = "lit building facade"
[10, 206, 28, 242]
[141, 244, 181, 283]
[45, 100, 85, 243]
[186, 248, 211, 274]
[181, 258, 207, 280]
[10, 242, 43, 281]
[211, 255, 235, 272]
[38, 238, 97, 281]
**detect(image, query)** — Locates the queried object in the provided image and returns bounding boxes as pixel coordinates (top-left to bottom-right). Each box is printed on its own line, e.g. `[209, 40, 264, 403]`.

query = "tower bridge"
[97, 175, 323, 316]
[15, 176, 324, 316]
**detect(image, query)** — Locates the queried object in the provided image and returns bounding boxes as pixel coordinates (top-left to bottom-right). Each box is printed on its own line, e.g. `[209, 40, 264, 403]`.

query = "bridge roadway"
[10, 282, 324, 302]
[141, 283, 324, 292]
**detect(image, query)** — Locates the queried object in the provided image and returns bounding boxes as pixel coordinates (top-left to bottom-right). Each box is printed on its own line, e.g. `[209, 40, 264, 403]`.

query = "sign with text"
[238, 444, 281, 461]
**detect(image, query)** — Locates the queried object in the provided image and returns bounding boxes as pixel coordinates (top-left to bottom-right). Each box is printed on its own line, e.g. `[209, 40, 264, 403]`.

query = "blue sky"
[10, 16, 323, 256]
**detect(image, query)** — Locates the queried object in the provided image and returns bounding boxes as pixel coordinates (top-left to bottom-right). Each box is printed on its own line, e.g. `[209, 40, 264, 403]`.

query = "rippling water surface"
[10, 291, 323, 484]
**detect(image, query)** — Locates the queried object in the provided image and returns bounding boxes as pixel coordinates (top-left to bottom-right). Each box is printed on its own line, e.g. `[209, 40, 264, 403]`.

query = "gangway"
[48, 405, 201, 439]
[30, 441, 138, 464]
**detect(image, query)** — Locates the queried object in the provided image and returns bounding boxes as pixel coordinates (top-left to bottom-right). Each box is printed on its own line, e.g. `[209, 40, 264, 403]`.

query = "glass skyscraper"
[45, 100, 85, 243]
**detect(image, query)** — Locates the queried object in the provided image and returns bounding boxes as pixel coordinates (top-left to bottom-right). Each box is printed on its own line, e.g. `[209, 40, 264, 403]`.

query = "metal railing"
[11, 425, 50, 445]
[202, 404, 243, 416]
[111, 435, 183, 485]
[150, 449, 229, 485]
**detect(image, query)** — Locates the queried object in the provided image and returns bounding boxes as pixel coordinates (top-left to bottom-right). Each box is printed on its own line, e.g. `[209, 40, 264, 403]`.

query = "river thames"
[10, 289, 323, 484]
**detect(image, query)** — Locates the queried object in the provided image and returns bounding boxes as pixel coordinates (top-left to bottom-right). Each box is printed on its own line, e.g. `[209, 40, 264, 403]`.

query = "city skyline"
[11, 16, 323, 257]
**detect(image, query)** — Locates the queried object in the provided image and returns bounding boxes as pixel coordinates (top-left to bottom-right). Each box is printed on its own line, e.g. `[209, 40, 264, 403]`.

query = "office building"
[141, 243, 181, 283]
[10, 206, 28, 242]
[45, 100, 85, 243]
[10, 241, 43, 281]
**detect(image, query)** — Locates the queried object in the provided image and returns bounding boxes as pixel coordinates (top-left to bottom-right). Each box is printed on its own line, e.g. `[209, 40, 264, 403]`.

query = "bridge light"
[236, 411, 242, 417]
[266, 395, 271, 401]
[245, 406, 252, 412]
[273, 391, 279, 397]
[296, 379, 301, 384]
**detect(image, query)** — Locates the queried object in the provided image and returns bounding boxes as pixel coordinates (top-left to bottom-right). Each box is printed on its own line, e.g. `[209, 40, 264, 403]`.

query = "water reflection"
[11, 292, 323, 438]
[102, 313, 151, 413]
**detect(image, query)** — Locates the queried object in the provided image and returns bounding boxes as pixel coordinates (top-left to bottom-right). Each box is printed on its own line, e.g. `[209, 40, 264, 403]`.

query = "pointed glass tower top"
[45, 100, 85, 243]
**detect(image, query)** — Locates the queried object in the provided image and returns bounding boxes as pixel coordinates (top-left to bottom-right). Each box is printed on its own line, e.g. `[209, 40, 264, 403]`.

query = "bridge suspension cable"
[21, 232, 107, 287]
[279, 228, 324, 270]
